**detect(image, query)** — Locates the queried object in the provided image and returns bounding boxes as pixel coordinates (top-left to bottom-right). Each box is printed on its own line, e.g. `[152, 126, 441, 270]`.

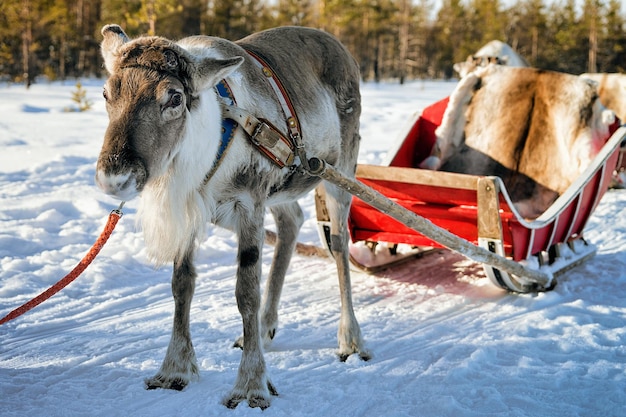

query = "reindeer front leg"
[233, 202, 304, 350]
[145, 248, 199, 390]
[223, 206, 277, 409]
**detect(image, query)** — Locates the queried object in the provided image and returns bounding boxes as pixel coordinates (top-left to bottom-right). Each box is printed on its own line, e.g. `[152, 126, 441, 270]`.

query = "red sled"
[315, 70, 626, 293]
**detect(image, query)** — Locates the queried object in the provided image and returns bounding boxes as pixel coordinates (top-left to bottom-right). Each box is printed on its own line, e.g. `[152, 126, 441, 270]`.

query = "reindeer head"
[95, 24, 243, 200]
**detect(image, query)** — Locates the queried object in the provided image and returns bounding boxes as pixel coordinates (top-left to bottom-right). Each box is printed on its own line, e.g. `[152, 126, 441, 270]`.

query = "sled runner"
[315, 67, 626, 293]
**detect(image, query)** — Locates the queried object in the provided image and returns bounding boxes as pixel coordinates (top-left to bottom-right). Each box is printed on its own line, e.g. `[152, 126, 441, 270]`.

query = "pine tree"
[505, 0, 547, 66]
[65, 81, 93, 112]
[466, 0, 505, 51]
[582, 0, 602, 73]
[273, 0, 316, 27]
[2, 0, 625, 82]
[204, 0, 264, 40]
[433, 0, 468, 78]
[604, 0, 626, 71]
[547, 0, 585, 73]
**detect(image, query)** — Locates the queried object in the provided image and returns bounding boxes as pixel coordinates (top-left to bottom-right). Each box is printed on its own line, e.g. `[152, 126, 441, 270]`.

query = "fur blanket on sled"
[420, 65, 615, 219]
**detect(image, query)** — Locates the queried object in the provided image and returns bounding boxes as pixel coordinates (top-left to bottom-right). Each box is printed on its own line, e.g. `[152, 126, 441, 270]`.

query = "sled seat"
[348, 96, 625, 262]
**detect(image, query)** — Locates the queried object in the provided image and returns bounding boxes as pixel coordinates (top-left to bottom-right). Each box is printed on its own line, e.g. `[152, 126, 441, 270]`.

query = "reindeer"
[96, 24, 369, 409]
[420, 65, 615, 219]
[453, 40, 529, 78]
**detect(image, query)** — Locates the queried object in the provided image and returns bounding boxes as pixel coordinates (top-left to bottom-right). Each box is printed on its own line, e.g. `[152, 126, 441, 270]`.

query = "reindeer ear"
[101, 24, 130, 73]
[192, 56, 244, 91]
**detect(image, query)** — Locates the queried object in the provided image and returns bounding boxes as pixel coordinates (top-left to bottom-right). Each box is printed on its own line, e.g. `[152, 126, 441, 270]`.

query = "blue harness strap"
[202, 80, 238, 185]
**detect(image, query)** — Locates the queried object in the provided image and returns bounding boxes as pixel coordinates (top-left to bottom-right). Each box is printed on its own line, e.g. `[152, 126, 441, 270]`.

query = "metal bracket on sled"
[478, 238, 541, 293]
[314, 184, 333, 254]
[475, 177, 545, 292]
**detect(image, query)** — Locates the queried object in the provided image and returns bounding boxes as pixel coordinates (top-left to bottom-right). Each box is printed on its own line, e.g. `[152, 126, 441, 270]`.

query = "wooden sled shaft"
[307, 157, 553, 289]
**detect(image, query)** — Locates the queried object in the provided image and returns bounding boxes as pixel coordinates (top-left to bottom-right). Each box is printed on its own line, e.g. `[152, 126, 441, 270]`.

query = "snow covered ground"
[1, 78, 625, 417]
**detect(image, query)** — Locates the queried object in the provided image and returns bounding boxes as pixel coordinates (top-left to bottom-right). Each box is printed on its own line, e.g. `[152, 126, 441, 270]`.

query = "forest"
[1, 0, 625, 85]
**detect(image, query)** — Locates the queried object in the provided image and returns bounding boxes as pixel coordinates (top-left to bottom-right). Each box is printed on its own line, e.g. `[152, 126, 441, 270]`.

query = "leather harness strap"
[245, 50, 302, 145]
[221, 104, 295, 167]
[243, 48, 307, 169]
[205, 49, 306, 185]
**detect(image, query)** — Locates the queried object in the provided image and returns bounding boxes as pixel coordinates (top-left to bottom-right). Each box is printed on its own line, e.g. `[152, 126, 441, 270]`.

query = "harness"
[205, 49, 306, 185]
[201, 80, 239, 183]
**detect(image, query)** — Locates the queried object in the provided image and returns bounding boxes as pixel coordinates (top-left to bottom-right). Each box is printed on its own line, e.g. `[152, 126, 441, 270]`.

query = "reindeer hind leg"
[261, 202, 303, 346]
[324, 182, 371, 361]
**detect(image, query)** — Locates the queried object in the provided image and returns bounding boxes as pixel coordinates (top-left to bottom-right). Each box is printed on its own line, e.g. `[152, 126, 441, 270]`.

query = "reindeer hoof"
[223, 394, 272, 410]
[359, 350, 372, 361]
[144, 374, 188, 391]
[223, 394, 245, 409]
[222, 380, 278, 409]
[223, 395, 270, 410]
[248, 396, 272, 410]
[233, 336, 244, 350]
[338, 348, 372, 362]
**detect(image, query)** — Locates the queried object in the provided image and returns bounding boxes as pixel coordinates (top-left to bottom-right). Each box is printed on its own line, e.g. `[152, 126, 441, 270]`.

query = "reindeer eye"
[102, 88, 108, 101]
[166, 91, 183, 109]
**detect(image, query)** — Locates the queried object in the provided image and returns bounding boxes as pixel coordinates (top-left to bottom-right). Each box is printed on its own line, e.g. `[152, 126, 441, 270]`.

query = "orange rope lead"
[0, 205, 124, 325]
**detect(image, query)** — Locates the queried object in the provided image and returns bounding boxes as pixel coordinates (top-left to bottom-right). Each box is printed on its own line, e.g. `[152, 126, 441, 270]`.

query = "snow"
[1, 78, 626, 417]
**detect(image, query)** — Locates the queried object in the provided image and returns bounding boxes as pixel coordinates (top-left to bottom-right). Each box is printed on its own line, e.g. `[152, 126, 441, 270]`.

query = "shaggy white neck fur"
[138, 88, 221, 264]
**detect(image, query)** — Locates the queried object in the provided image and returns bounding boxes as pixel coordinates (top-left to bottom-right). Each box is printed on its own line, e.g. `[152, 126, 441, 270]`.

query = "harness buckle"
[251, 121, 295, 167]
[252, 122, 275, 146]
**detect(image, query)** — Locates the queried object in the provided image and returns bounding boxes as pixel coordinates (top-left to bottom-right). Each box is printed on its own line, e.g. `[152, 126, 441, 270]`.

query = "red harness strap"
[245, 49, 302, 142]
[244, 48, 309, 168]
[0, 204, 124, 325]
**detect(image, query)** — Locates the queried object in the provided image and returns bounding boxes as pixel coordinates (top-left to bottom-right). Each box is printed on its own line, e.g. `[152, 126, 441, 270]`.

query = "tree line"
[1, 0, 624, 86]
